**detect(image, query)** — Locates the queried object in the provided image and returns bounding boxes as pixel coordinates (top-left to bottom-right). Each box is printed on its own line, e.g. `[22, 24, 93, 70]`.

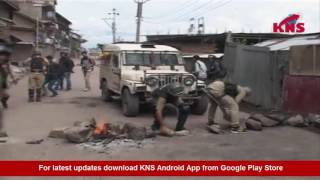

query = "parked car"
[99, 43, 208, 117]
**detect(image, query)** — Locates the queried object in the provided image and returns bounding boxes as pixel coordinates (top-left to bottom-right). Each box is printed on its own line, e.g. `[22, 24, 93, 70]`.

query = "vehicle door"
[110, 52, 121, 93]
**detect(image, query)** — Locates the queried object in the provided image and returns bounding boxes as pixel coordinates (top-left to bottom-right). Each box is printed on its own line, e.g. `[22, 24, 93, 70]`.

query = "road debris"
[47, 118, 159, 154]
[26, 139, 44, 145]
[250, 114, 280, 127]
[245, 118, 263, 131]
[0, 131, 8, 138]
[286, 115, 308, 127]
[48, 127, 69, 139]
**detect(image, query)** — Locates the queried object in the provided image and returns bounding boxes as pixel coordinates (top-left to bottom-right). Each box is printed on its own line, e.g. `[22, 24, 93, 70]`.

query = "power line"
[186, 0, 233, 20]
[173, 0, 219, 21]
[144, 0, 199, 19]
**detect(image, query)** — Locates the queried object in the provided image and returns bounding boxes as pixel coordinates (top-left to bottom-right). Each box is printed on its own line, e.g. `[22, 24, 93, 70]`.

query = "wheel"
[191, 94, 209, 115]
[122, 88, 139, 117]
[101, 81, 112, 102]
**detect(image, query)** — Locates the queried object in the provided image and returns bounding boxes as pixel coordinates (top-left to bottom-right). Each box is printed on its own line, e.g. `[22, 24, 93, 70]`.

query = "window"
[101, 53, 111, 65]
[125, 52, 181, 66]
[112, 54, 119, 68]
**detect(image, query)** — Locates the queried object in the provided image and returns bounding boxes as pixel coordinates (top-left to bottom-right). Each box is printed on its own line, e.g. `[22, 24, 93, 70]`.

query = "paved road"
[0, 65, 319, 180]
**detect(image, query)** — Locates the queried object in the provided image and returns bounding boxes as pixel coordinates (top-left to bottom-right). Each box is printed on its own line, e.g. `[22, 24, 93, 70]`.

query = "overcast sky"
[56, 0, 320, 48]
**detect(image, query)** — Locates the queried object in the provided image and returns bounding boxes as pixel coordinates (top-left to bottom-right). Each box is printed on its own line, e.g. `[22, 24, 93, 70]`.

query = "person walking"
[0, 41, 14, 137]
[46, 56, 60, 97]
[59, 52, 74, 91]
[80, 51, 95, 91]
[0, 41, 18, 108]
[27, 51, 47, 102]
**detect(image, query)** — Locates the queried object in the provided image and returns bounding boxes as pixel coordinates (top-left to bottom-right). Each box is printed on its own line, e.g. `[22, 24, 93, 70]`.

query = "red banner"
[0, 161, 319, 176]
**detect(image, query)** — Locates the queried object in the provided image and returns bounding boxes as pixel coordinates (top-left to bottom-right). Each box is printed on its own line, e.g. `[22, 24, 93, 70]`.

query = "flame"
[94, 122, 108, 135]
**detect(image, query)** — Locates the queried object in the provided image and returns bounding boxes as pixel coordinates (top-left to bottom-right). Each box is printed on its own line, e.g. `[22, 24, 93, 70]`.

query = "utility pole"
[135, 0, 149, 43]
[104, 8, 119, 43]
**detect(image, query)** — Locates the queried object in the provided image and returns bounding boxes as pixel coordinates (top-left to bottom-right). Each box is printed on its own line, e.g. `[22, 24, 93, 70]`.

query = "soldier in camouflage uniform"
[151, 83, 190, 136]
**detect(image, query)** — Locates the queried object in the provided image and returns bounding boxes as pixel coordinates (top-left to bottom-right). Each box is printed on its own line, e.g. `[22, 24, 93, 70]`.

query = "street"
[0, 64, 319, 180]
[1, 64, 320, 160]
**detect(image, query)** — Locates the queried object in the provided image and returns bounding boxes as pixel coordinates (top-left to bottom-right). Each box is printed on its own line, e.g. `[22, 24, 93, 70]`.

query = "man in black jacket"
[59, 52, 74, 90]
[46, 56, 60, 97]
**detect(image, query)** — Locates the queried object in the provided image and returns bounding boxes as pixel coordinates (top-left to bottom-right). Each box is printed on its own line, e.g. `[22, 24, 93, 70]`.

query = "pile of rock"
[245, 113, 320, 131]
[48, 118, 155, 144]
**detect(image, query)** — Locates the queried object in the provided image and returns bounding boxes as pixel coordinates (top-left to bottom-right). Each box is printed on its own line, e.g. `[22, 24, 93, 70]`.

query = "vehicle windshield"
[125, 52, 181, 66]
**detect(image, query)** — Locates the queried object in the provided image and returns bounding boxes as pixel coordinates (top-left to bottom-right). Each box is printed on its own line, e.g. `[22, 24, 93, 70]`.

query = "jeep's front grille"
[146, 74, 186, 88]
[158, 75, 181, 87]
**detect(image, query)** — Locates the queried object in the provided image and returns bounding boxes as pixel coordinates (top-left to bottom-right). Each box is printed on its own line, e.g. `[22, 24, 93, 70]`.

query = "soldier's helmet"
[0, 41, 13, 56]
[167, 83, 184, 96]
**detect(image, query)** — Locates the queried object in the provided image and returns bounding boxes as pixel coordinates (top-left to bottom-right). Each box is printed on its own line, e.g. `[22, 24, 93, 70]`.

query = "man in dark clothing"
[206, 56, 227, 84]
[59, 52, 74, 90]
[151, 83, 190, 136]
[46, 56, 60, 97]
[0, 42, 17, 108]
[27, 51, 47, 102]
[0, 41, 13, 136]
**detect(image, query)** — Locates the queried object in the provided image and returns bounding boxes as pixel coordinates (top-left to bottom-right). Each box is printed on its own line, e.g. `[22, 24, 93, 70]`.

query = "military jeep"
[99, 43, 208, 117]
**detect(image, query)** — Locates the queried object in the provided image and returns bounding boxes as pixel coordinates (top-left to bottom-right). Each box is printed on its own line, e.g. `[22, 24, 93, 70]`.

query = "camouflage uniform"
[152, 84, 190, 135]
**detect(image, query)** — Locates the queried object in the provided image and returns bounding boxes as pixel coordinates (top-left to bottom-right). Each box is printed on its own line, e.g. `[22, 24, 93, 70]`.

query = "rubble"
[245, 118, 263, 131]
[250, 114, 280, 127]
[49, 118, 156, 145]
[64, 125, 95, 143]
[48, 127, 69, 139]
[286, 115, 308, 127]
[307, 114, 320, 128]
[265, 113, 289, 123]
[122, 123, 147, 140]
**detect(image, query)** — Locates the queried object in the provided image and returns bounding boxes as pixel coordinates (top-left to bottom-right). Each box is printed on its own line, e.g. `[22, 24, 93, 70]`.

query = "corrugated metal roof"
[255, 34, 320, 51]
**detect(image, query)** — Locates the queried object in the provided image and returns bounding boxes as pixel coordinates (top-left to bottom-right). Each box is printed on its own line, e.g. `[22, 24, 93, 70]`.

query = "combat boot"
[36, 88, 42, 102]
[28, 89, 35, 102]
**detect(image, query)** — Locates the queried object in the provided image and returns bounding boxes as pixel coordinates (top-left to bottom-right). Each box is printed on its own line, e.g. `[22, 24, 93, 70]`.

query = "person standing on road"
[59, 52, 74, 91]
[0, 41, 16, 137]
[27, 51, 47, 102]
[80, 51, 95, 91]
[46, 56, 60, 97]
[193, 55, 207, 81]
[206, 55, 227, 84]
[0, 41, 18, 109]
[205, 80, 251, 134]
[151, 83, 190, 136]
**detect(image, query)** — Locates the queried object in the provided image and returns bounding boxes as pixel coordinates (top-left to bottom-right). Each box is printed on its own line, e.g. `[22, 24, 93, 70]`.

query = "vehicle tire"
[101, 81, 113, 102]
[191, 94, 209, 115]
[122, 88, 139, 117]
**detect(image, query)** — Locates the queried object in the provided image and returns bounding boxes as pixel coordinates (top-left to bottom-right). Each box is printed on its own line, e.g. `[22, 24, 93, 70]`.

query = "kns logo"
[273, 14, 305, 33]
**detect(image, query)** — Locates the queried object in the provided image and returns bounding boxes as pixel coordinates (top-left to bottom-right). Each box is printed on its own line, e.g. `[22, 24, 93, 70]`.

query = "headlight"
[146, 76, 158, 87]
[183, 76, 195, 86]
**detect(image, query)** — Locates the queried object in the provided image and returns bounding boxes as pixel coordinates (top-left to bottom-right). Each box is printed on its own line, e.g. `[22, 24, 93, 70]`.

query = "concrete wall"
[13, 13, 35, 29]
